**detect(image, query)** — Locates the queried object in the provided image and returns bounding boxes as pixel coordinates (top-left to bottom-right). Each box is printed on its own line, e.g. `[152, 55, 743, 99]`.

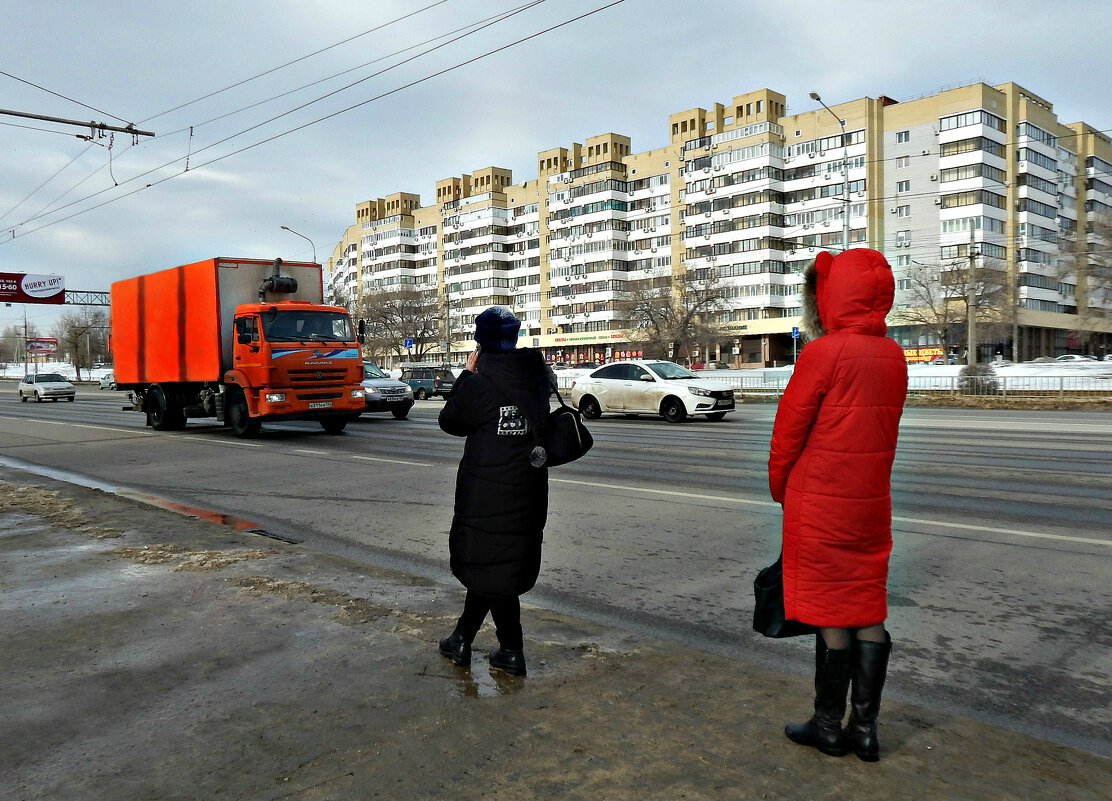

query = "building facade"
[328, 82, 1112, 366]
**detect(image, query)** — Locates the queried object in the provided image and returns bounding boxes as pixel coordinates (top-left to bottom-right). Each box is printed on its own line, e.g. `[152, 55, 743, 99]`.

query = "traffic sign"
[791, 326, 799, 339]
[403, 338, 414, 349]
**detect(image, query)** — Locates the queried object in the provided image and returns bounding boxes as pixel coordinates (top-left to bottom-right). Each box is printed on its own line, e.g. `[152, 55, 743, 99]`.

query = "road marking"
[552, 478, 1110, 547]
[351, 454, 431, 467]
[552, 477, 775, 507]
[892, 515, 1110, 546]
[179, 436, 262, 448]
[293, 449, 328, 456]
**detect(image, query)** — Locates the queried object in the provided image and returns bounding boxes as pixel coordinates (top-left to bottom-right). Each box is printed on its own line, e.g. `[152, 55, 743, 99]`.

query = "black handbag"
[535, 393, 594, 468]
[486, 375, 593, 468]
[753, 554, 817, 639]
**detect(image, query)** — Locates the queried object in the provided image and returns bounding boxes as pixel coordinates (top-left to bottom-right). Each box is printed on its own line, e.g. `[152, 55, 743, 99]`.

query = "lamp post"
[279, 225, 317, 263]
[809, 92, 851, 251]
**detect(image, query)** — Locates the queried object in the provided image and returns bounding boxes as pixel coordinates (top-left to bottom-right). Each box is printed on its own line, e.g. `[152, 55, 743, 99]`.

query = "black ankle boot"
[785, 637, 852, 757]
[488, 646, 527, 676]
[438, 631, 471, 666]
[845, 632, 892, 762]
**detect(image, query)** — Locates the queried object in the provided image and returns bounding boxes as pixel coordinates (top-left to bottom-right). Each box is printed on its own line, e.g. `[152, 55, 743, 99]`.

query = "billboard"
[0, 272, 65, 304]
[26, 337, 59, 354]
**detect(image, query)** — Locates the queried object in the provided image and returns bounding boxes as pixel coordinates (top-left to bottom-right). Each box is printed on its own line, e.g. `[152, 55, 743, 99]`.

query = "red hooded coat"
[768, 249, 908, 628]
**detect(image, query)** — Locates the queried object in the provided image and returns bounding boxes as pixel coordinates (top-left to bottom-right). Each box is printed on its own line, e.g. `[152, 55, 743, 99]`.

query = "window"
[895, 255, 911, 267]
[896, 155, 910, 168]
[897, 279, 912, 290]
[896, 130, 910, 144]
[896, 205, 911, 218]
[897, 180, 910, 193]
[895, 230, 911, 246]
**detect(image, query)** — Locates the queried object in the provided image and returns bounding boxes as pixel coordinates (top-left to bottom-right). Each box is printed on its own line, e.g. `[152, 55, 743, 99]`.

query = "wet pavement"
[2, 467, 1110, 801]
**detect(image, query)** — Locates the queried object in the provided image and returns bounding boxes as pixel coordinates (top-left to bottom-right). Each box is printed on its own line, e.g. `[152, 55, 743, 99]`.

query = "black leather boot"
[438, 631, 471, 666]
[488, 646, 527, 676]
[785, 636, 852, 756]
[845, 632, 892, 762]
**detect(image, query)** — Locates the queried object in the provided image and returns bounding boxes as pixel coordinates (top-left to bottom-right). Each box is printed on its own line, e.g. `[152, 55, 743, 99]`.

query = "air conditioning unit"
[707, 187, 716, 194]
[929, 174, 938, 181]
[890, 208, 898, 214]
[934, 198, 942, 205]
[824, 174, 832, 180]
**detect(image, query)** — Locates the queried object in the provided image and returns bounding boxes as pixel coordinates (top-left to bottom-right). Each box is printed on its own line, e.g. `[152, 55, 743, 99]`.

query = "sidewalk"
[2, 468, 1109, 801]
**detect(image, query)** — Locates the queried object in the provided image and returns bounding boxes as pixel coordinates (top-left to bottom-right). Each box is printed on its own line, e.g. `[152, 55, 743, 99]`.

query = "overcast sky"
[4, 0, 1112, 334]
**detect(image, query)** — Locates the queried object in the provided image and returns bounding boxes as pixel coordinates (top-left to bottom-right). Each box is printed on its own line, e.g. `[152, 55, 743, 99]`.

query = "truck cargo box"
[111, 258, 325, 386]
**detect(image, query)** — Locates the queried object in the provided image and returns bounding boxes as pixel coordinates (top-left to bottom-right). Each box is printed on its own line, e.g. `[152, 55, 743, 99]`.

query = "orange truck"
[111, 257, 365, 436]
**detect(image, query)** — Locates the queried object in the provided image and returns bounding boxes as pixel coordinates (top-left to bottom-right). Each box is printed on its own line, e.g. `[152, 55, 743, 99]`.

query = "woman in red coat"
[768, 248, 907, 761]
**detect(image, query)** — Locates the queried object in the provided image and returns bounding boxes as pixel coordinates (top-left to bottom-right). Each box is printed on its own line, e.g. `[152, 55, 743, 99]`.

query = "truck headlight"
[265, 392, 286, 403]
[689, 387, 711, 397]
[351, 388, 366, 399]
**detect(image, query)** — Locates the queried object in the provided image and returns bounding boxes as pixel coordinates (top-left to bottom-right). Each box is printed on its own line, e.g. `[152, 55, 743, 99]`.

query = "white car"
[570, 360, 736, 423]
[19, 373, 76, 402]
[1055, 354, 1098, 362]
[99, 372, 117, 390]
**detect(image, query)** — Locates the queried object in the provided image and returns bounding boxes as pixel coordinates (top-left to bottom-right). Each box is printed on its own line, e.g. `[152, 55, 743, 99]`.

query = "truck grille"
[297, 392, 344, 401]
[288, 369, 349, 384]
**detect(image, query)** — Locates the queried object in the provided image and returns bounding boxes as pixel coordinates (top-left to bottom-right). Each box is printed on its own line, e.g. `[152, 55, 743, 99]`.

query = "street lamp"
[280, 225, 317, 263]
[809, 92, 851, 251]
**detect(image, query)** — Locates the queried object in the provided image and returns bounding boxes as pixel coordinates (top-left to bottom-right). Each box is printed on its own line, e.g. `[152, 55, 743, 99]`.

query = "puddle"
[439, 661, 525, 698]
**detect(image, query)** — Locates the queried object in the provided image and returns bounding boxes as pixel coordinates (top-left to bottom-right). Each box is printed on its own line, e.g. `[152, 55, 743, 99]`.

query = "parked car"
[1055, 354, 1099, 362]
[99, 372, 117, 390]
[570, 359, 735, 423]
[19, 373, 76, 402]
[691, 361, 731, 370]
[399, 367, 455, 399]
[359, 362, 413, 420]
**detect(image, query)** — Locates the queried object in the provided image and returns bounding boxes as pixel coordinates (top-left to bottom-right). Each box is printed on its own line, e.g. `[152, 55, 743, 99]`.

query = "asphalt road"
[2, 383, 1110, 757]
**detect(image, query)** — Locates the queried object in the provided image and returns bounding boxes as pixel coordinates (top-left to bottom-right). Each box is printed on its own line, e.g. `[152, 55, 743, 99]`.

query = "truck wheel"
[415, 388, 428, 400]
[320, 418, 347, 434]
[228, 392, 260, 437]
[147, 385, 186, 430]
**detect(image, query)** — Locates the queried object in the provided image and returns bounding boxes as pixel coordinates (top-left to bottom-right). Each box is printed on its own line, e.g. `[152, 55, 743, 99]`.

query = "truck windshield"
[261, 310, 354, 342]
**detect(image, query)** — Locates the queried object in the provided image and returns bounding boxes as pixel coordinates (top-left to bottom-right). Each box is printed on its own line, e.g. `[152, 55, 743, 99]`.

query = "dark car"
[399, 367, 455, 399]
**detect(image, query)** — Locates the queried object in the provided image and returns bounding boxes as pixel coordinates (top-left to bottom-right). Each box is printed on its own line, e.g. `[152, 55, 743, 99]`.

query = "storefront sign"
[903, 346, 944, 363]
[0, 272, 65, 304]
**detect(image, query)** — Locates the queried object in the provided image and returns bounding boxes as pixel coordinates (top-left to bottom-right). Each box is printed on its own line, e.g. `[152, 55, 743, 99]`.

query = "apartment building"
[328, 82, 1112, 366]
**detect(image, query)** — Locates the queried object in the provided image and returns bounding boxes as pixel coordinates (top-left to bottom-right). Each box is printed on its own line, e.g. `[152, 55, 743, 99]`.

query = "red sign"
[26, 337, 59, 354]
[0, 272, 65, 304]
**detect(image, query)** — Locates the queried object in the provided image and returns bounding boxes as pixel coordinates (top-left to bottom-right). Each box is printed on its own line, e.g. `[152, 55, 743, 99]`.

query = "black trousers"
[456, 590, 523, 650]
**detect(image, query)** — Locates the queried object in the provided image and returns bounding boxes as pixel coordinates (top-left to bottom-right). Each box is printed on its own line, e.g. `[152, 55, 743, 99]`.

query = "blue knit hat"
[474, 306, 520, 352]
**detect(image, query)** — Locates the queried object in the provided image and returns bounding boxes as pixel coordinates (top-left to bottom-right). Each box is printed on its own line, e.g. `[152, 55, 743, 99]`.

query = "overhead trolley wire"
[5, 0, 622, 240]
[0, 69, 135, 125]
[138, 0, 454, 124]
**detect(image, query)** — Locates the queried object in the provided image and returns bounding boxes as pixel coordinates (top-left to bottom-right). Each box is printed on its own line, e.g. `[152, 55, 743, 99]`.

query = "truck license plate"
[309, 401, 332, 409]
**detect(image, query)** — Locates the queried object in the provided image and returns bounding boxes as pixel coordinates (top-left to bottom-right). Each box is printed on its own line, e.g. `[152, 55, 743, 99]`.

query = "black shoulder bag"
[485, 375, 593, 468]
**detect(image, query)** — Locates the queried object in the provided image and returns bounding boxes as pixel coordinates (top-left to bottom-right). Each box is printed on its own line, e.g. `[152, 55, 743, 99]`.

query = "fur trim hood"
[800, 249, 895, 340]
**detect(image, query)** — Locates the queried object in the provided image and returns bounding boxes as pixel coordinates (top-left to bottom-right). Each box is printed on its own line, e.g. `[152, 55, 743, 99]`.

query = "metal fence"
[554, 371, 1112, 400]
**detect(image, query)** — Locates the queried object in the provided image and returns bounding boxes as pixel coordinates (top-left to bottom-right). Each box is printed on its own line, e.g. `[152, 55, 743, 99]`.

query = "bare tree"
[360, 287, 440, 362]
[891, 259, 1008, 355]
[615, 268, 729, 361]
[50, 306, 108, 380]
[1058, 211, 1112, 353]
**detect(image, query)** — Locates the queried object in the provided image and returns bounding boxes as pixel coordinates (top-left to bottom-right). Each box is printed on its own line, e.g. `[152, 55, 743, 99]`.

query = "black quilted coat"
[438, 348, 553, 597]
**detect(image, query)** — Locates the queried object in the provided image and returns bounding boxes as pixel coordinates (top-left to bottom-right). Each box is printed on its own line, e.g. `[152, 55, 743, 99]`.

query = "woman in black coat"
[437, 307, 553, 676]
